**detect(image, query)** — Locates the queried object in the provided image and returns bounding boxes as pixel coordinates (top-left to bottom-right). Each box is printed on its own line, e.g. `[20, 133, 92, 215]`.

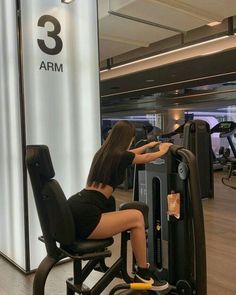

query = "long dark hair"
[87, 120, 136, 187]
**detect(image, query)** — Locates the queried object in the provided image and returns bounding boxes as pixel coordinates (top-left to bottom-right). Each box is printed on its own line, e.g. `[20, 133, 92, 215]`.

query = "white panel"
[0, 1, 25, 268]
[180, 0, 236, 20]
[100, 14, 176, 44]
[115, 0, 206, 30]
[21, 0, 101, 270]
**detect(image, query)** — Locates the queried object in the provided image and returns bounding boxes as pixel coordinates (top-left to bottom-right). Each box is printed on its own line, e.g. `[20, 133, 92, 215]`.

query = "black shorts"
[67, 189, 116, 239]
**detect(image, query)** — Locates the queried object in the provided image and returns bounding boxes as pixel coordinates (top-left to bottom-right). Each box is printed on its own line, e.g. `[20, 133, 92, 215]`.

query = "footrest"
[67, 277, 91, 294]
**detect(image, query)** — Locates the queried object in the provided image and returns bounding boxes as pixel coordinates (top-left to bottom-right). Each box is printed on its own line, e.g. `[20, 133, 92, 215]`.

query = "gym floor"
[0, 171, 236, 295]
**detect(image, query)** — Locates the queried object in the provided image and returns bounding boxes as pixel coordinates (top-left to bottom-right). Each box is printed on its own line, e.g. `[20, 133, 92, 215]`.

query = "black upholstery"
[42, 180, 76, 245]
[27, 145, 55, 179]
[26, 145, 116, 295]
[26, 145, 149, 295]
[26, 145, 113, 250]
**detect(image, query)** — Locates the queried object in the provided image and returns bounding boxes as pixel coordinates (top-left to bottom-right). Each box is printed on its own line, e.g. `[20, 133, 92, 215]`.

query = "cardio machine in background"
[211, 121, 236, 189]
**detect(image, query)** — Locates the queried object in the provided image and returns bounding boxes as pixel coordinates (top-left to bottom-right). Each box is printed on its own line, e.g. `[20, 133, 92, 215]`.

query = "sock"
[136, 266, 151, 280]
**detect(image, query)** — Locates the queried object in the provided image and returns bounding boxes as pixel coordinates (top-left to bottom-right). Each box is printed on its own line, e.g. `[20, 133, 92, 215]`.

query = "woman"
[67, 120, 172, 291]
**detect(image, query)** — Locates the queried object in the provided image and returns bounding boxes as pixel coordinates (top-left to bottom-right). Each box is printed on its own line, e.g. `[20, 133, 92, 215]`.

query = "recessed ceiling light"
[61, 0, 74, 4]
[145, 79, 155, 83]
[207, 21, 222, 27]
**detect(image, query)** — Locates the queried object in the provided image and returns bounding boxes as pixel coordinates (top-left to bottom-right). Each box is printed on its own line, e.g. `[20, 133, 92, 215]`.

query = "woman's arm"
[130, 141, 160, 155]
[132, 142, 173, 164]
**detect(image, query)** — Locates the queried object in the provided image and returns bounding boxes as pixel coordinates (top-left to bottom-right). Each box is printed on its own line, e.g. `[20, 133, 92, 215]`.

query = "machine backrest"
[26, 145, 76, 255]
[183, 120, 214, 199]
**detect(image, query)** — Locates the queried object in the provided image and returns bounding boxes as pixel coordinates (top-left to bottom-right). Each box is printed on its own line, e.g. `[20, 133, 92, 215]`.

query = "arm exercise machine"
[26, 145, 149, 295]
[161, 120, 213, 199]
[128, 145, 207, 295]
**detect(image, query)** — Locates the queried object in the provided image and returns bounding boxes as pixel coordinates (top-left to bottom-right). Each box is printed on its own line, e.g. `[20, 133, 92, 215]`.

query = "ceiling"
[98, 0, 236, 62]
[98, 0, 236, 114]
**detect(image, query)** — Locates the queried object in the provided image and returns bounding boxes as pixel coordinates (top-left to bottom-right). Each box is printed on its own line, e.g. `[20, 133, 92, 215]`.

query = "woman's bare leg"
[88, 209, 147, 268]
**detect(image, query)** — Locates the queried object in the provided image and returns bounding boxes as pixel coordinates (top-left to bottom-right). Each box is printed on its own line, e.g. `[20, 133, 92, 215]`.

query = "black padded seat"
[61, 238, 114, 256]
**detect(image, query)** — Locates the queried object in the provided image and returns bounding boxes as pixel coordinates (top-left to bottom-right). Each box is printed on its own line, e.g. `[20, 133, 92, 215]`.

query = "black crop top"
[108, 151, 135, 189]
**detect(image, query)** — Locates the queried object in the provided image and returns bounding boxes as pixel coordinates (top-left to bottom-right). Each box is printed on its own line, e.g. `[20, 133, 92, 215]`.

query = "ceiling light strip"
[100, 35, 232, 81]
[167, 88, 236, 100]
[101, 70, 236, 98]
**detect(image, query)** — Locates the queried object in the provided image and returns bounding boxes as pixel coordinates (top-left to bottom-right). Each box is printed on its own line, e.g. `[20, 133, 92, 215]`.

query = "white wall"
[0, 0, 101, 271]
[0, 0, 26, 269]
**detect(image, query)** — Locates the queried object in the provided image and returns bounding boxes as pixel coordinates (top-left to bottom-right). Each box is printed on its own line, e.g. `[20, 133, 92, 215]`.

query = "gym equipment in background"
[210, 121, 236, 158]
[221, 158, 236, 190]
[211, 121, 236, 189]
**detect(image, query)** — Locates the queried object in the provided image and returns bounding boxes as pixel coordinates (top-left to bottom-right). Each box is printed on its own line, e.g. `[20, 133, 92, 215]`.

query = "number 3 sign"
[37, 15, 62, 55]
